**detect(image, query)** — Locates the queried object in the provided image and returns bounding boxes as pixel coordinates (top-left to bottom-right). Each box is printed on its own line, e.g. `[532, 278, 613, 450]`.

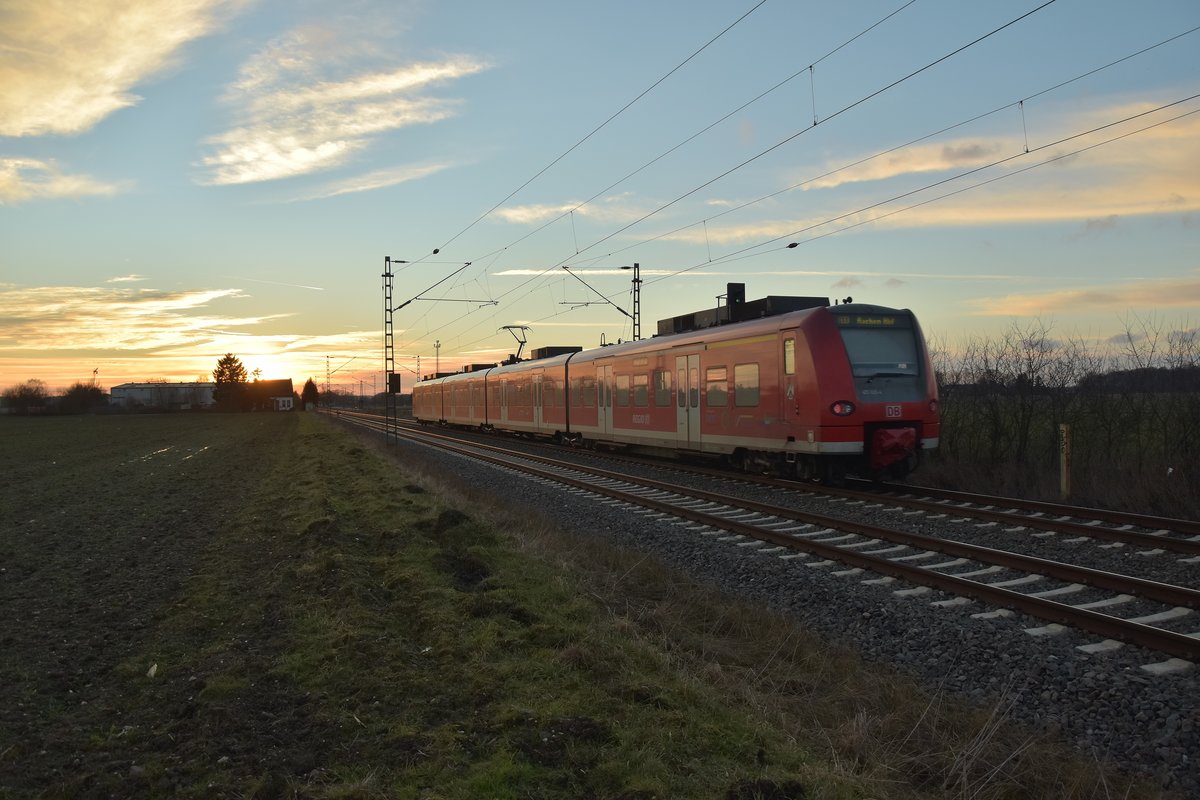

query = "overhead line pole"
[383, 256, 402, 444]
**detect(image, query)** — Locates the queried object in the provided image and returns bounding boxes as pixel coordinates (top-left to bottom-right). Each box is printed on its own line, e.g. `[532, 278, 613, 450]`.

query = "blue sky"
[2, 0, 1198, 392]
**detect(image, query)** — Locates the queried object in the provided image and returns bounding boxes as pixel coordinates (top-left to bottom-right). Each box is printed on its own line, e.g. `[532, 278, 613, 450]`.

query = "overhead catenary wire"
[430, 0, 770, 256]
[582, 22, 1200, 264]
[389, 1, 770, 356]
[397, 6, 1196, 366]
[404, 92, 1200, 362]
[405, 51, 1200, 362]
[439, 93, 1200, 356]
[643, 94, 1200, 286]
[462, 0, 922, 270]
[559, 0, 1060, 266]
[456, 0, 1063, 316]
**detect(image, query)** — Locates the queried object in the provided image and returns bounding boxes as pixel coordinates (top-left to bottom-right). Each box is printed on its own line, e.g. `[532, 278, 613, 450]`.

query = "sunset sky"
[2, 0, 1198, 394]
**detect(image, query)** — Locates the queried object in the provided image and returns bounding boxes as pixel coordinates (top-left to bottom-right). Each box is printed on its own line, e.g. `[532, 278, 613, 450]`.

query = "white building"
[111, 382, 215, 410]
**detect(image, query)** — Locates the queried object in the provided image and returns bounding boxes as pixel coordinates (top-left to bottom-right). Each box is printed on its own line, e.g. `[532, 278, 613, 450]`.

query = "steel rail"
[337, 409, 1200, 553]
[336, 412, 1200, 661]
[863, 479, 1200, 538]
[821, 487, 1200, 556]
[603, 453, 1200, 556]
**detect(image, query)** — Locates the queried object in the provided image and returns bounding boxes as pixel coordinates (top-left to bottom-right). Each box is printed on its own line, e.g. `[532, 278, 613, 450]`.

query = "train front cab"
[821, 305, 939, 479]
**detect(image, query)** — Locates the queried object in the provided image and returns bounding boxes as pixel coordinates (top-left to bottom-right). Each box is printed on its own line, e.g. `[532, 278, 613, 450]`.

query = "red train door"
[675, 353, 700, 449]
[599, 363, 614, 436]
[532, 372, 543, 430]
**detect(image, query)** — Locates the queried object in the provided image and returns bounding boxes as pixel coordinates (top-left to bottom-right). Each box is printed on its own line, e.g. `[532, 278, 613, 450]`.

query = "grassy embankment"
[0, 413, 1166, 799]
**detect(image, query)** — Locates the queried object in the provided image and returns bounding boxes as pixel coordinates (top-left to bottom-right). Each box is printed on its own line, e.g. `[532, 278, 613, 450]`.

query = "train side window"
[784, 338, 796, 375]
[705, 366, 728, 407]
[734, 363, 759, 406]
[633, 374, 649, 407]
[616, 375, 630, 407]
[676, 369, 685, 407]
[655, 370, 672, 407]
[582, 377, 596, 408]
[689, 367, 699, 408]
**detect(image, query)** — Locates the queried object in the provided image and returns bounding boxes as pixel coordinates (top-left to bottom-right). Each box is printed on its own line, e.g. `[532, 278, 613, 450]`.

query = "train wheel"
[795, 457, 822, 483]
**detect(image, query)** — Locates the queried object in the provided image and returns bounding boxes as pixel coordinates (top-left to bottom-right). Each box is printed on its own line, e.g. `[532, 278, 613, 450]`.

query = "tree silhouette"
[301, 378, 319, 408]
[2, 379, 48, 414]
[60, 382, 105, 414]
[213, 353, 248, 410]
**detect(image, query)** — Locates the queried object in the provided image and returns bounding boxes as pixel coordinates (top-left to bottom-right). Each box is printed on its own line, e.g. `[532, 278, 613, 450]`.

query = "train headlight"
[830, 401, 856, 416]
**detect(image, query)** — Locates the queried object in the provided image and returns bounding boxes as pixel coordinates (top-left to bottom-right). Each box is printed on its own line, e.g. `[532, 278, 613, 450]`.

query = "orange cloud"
[0, 0, 243, 137]
[968, 274, 1200, 316]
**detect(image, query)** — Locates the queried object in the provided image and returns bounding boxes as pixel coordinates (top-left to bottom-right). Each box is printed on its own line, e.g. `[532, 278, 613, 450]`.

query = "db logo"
[885, 405, 902, 418]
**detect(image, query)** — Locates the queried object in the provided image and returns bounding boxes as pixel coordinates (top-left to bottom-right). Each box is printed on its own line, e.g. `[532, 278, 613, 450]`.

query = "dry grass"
[353, 420, 1178, 800]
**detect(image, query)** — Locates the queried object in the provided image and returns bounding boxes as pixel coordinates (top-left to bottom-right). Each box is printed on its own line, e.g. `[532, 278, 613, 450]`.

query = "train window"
[784, 338, 795, 375]
[705, 366, 728, 407]
[633, 374, 649, 407]
[616, 375, 630, 407]
[734, 363, 759, 406]
[582, 377, 596, 408]
[839, 328, 920, 377]
[689, 367, 699, 408]
[676, 369, 685, 408]
[655, 370, 672, 407]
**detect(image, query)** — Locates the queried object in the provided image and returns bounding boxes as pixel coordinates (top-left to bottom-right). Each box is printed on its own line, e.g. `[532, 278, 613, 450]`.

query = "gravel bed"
[379, 423, 1200, 794]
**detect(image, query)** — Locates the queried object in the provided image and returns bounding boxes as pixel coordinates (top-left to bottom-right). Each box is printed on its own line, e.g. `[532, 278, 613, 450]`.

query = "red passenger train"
[412, 295, 939, 481]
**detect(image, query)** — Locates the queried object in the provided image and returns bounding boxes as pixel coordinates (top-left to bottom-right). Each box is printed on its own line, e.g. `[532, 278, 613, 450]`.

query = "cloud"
[1080, 214, 1119, 236]
[0, 0, 242, 137]
[0, 284, 271, 351]
[968, 274, 1200, 317]
[807, 138, 1008, 190]
[297, 161, 455, 201]
[107, 274, 146, 283]
[494, 194, 648, 226]
[200, 26, 488, 185]
[0, 157, 125, 203]
[824, 106, 1200, 230]
[0, 281, 390, 387]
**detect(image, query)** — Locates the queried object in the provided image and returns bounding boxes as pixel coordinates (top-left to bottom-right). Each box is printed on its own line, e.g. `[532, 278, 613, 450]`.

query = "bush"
[927, 317, 1198, 516]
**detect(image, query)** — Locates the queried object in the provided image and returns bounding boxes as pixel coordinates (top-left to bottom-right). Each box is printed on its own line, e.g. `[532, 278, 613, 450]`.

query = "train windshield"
[835, 312, 920, 377]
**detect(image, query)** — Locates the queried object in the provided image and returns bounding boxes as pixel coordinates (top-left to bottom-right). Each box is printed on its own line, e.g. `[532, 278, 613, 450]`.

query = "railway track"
[332, 409, 1199, 669]
[339, 410, 1200, 556]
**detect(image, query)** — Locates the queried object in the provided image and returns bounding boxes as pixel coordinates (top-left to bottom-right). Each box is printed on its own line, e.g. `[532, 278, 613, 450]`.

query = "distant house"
[111, 382, 215, 410]
[250, 379, 295, 411]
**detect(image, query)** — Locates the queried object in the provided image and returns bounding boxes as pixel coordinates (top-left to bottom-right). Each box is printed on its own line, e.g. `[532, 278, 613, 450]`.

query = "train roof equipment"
[657, 282, 829, 336]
